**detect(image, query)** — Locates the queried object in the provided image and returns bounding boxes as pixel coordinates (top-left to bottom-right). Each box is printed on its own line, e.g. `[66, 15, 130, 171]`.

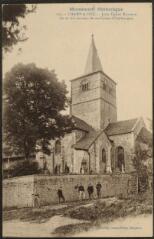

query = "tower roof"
[84, 34, 103, 75]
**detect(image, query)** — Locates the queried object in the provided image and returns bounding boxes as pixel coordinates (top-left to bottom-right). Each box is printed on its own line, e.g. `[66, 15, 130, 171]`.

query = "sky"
[3, 3, 152, 126]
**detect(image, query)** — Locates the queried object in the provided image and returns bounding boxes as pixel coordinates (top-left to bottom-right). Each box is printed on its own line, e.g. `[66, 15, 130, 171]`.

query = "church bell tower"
[71, 35, 117, 130]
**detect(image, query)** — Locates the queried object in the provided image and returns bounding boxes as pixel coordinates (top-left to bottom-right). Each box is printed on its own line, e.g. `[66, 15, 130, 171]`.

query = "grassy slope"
[3, 192, 152, 236]
[54, 192, 153, 236]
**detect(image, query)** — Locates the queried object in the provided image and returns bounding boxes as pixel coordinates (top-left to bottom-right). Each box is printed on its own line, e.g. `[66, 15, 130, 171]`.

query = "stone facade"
[36, 123, 146, 175]
[109, 133, 135, 173]
[3, 37, 152, 210]
[36, 36, 151, 177]
[88, 131, 112, 174]
[71, 71, 117, 130]
[71, 72, 102, 130]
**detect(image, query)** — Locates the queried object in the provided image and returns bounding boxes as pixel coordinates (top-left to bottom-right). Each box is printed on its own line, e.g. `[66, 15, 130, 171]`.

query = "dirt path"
[3, 199, 93, 237]
[3, 197, 153, 237]
[3, 215, 88, 237]
[73, 214, 153, 237]
[3, 214, 152, 237]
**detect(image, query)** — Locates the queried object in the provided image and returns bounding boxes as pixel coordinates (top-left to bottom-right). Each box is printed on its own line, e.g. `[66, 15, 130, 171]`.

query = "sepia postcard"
[2, 2, 153, 238]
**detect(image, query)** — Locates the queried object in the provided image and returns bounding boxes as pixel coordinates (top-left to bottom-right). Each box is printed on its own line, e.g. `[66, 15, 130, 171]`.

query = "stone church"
[36, 35, 150, 175]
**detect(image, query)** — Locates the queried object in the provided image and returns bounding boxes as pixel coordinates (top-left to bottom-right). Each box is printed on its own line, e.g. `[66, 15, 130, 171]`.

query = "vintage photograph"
[2, 2, 153, 237]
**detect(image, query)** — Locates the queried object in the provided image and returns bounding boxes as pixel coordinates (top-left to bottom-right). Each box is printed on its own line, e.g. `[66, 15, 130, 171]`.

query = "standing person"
[96, 182, 102, 198]
[78, 183, 85, 200]
[57, 186, 65, 203]
[54, 165, 58, 174]
[58, 165, 61, 175]
[65, 163, 69, 174]
[87, 183, 94, 200]
[32, 193, 40, 208]
[80, 167, 84, 174]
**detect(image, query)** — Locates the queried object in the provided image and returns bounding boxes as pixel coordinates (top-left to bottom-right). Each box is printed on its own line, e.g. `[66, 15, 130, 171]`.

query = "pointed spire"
[84, 34, 103, 75]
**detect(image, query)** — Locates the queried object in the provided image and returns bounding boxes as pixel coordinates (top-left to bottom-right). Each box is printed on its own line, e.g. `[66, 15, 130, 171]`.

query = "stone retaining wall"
[3, 173, 137, 208]
[3, 175, 34, 208]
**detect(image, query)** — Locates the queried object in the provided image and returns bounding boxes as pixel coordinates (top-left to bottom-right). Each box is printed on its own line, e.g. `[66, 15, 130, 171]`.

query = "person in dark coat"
[32, 193, 40, 208]
[57, 186, 65, 203]
[96, 182, 102, 198]
[87, 183, 94, 199]
[78, 183, 85, 200]
[54, 165, 58, 174]
[65, 163, 69, 174]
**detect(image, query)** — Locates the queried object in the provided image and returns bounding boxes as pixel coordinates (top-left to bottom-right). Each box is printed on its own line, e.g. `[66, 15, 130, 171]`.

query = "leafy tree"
[9, 160, 41, 178]
[3, 63, 74, 160]
[147, 118, 152, 132]
[2, 4, 36, 52]
[132, 141, 150, 194]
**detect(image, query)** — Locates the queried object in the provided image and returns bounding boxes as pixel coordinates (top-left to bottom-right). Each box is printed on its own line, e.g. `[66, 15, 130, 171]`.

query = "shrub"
[9, 160, 41, 177]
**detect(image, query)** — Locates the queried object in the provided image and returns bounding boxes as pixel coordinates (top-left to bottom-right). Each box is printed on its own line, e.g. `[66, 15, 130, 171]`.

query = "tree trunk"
[24, 138, 30, 161]
[136, 173, 139, 194]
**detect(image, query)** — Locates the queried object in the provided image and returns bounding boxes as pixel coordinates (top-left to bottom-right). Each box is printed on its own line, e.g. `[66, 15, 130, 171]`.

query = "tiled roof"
[74, 129, 98, 150]
[136, 127, 152, 146]
[73, 117, 140, 150]
[72, 115, 99, 150]
[72, 115, 94, 132]
[105, 118, 138, 136]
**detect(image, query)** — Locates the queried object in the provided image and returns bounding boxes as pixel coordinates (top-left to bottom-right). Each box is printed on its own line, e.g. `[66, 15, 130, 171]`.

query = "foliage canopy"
[3, 63, 74, 159]
[2, 4, 36, 52]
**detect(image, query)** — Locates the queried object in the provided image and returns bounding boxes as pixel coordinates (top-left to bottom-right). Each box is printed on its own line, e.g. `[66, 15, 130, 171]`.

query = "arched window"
[109, 87, 113, 95]
[80, 159, 88, 174]
[55, 140, 61, 154]
[103, 83, 106, 90]
[102, 148, 106, 163]
[100, 148, 106, 174]
[116, 146, 125, 172]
